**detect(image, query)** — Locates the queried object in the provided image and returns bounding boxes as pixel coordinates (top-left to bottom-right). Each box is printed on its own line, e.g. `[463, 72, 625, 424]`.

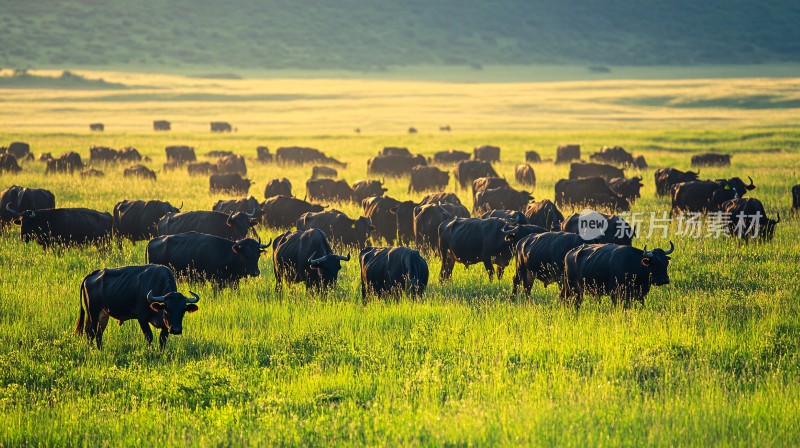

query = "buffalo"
[555, 177, 630, 212]
[720, 198, 780, 241]
[472, 176, 509, 199]
[216, 155, 247, 176]
[5, 142, 31, 160]
[352, 179, 387, 203]
[312, 166, 337, 178]
[367, 154, 427, 177]
[473, 145, 500, 163]
[561, 212, 635, 245]
[408, 166, 449, 193]
[390, 200, 419, 245]
[432, 150, 471, 165]
[525, 151, 542, 163]
[563, 242, 674, 309]
[671, 177, 755, 215]
[296, 210, 373, 247]
[692, 153, 731, 167]
[474, 186, 533, 214]
[555, 144, 581, 164]
[590, 146, 633, 166]
[363, 196, 401, 244]
[608, 177, 644, 202]
[210, 121, 233, 132]
[153, 120, 171, 131]
[212, 196, 261, 221]
[113, 199, 181, 248]
[46, 152, 84, 174]
[654, 168, 700, 196]
[89, 123, 104, 131]
[454, 160, 499, 190]
[0, 186, 55, 228]
[157, 209, 258, 241]
[524, 199, 564, 231]
[165, 145, 196, 163]
[414, 203, 470, 249]
[77, 264, 199, 349]
[569, 162, 625, 181]
[512, 231, 588, 297]
[80, 168, 105, 178]
[438, 217, 516, 281]
[187, 161, 218, 176]
[89, 146, 118, 163]
[793, 185, 800, 211]
[0, 154, 22, 174]
[633, 156, 648, 170]
[265, 178, 292, 199]
[276, 146, 346, 167]
[210, 173, 252, 195]
[514, 164, 536, 186]
[6, 206, 112, 247]
[305, 178, 353, 203]
[147, 232, 269, 285]
[359, 247, 428, 301]
[123, 164, 157, 181]
[257, 146, 273, 163]
[262, 196, 324, 229]
[272, 229, 350, 291]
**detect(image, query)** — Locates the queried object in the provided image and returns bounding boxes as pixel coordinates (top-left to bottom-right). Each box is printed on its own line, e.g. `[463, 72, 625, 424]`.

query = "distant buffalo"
[210, 173, 252, 195]
[692, 153, 731, 167]
[569, 162, 624, 181]
[590, 146, 634, 166]
[367, 154, 427, 177]
[312, 166, 338, 178]
[408, 165, 449, 193]
[555, 144, 580, 164]
[216, 155, 247, 176]
[454, 160, 499, 189]
[256, 146, 273, 163]
[187, 162, 218, 176]
[525, 151, 541, 163]
[473, 145, 500, 163]
[432, 150, 471, 165]
[153, 120, 171, 131]
[165, 145, 196, 163]
[210, 121, 233, 132]
[515, 164, 536, 186]
[654, 168, 699, 196]
[262, 196, 324, 229]
[90, 123, 104, 132]
[0, 154, 22, 174]
[124, 164, 157, 181]
[265, 178, 292, 199]
[46, 152, 84, 174]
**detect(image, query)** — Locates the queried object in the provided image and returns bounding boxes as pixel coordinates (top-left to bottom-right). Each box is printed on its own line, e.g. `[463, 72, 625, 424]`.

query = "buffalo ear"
[150, 302, 165, 312]
[641, 257, 651, 267]
[232, 244, 242, 253]
[389, 206, 398, 214]
[185, 304, 199, 313]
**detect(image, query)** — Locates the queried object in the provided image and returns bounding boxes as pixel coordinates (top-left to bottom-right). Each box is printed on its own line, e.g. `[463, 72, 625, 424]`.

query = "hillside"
[1, 0, 798, 71]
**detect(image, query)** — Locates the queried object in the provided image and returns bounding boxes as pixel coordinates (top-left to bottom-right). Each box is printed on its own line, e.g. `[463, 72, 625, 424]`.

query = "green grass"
[1, 74, 800, 445]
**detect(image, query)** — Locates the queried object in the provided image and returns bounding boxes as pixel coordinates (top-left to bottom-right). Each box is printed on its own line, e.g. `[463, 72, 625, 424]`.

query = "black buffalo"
[473, 145, 500, 163]
[272, 228, 350, 291]
[379, 147, 411, 156]
[46, 152, 84, 174]
[454, 161, 499, 189]
[5, 141, 31, 160]
[216, 155, 247, 176]
[414, 203, 470, 249]
[0, 186, 55, 228]
[654, 168, 700, 196]
[6, 206, 112, 247]
[514, 164, 536, 186]
[262, 196, 324, 229]
[555, 144, 580, 164]
[124, 164, 157, 181]
[157, 209, 258, 241]
[210, 121, 233, 132]
[720, 198, 780, 241]
[265, 178, 293, 199]
[305, 178, 353, 203]
[359, 247, 428, 301]
[352, 179, 387, 203]
[472, 176, 510, 199]
[561, 212, 635, 245]
[367, 154, 427, 177]
[296, 210, 373, 247]
[590, 146, 634, 166]
[692, 153, 731, 167]
[89, 146, 118, 163]
[633, 156, 648, 170]
[212, 197, 261, 221]
[210, 173, 252, 195]
[165, 145, 196, 163]
[188, 161, 218, 176]
[90, 123, 104, 131]
[438, 217, 516, 281]
[276, 146, 346, 167]
[257, 146, 273, 163]
[0, 154, 22, 174]
[154, 120, 171, 131]
[390, 200, 419, 245]
[421, 192, 462, 206]
[312, 166, 337, 178]
[569, 162, 625, 181]
[113, 199, 181, 248]
[671, 177, 755, 215]
[555, 177, 630, 212]
[608, 176, 644, 202]
[481, 209, 527, 225]
[147, 232, 269, 285]
[432, 150, 471, 165]
[793, 185, 800, 211]
[408, 166, 449, 193]
[80, 168, 105, 178]
[563, 242, 674, 309]
[512, 231, 588, 297]
[363, 196, 401, 244]
[525, 151, 542, 163]
[76, 264, 199, 349]
[474, 186, 533, 214]
[524, 199, 564, 231]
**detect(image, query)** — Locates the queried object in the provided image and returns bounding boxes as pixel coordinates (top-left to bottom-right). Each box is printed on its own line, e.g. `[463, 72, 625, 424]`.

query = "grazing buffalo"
[367, 154, 427, 177]
[5, 142, 31, 160]
[162, 161, 182, 172]
[113, 199, 181, 247]
[119, 147, 142, 162]
[363, 196, 401, 244]
[296, 210, 373, 247]
[380, 147, 411, 156]
[561, 212, 634, 245]
[474, 187, 533, 213]
[90, 146, 118, 162]
[165, 145, 196, 163]
[272, 228, 350, 291]
[352, 179, 387, 203]
[6, 206, 112, 247]
[264, 178, 292, 199]
[420, 192, 462, 206]
[555, 177, 630, 212]
[312, 166, 337, 178]
[671, 177, 755, 215]
[206, 150, 235, 158]
[692, 153, 731, 167]
[210, 121, 233, 132]
[608, 177, 644, 202]
[590, 146, 633, 166]
[414, 203, 470, 249]
[76, 265, 199, 349]
[555, 144, 581, 164]
[210, 173, 252, 195]
[793, 185, 800, 211]
[360, 247, 428, 301]
[276, 146, 346, 167]
[0, 154, 22, 174]
[633, 156, 648, 170]
[563, 242, 674, 309]
[569, 162, 625, 181]
[390, 200, 419, 245]
[38, 153, 53, 163]
[481, 209, 527, 225]
[408, 127, 417, 134]
[80, 168, 105, 178]
[187, 161, 218, 176]
[262, 196, 324, 229]
[439, 125, 451, 131]
[654, 168, 700, 196]
[46, 152, 84, 174]
[153, 120, 171, 131]
[124, 164, 157, 181]
[525, 151, 541, 163]
[720, 198, 780, 241]
[524, 199, 564, 231]
[0, 186, 55, 228]
[432, 150, 471, 165]
[212, 196, 261, 221]
[454, 160, 499, 189]
[473, 145, 500, 163]
[515, 164, 536, 186]
[306, 178, 353, 203]
[512, 231, 588, 297]
[472, 176, 510, 199]
[147, 232, 269, 285]
[257, 146, 273, 163]
[408, 165, 449, 193]
[216, 155, 247, 176]
[157, 209, 258, 241]
[438, 217, 517, 281]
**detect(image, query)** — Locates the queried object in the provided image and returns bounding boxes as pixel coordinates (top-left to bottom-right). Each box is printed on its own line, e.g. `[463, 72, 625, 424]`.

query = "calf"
[272, 228, 350, 291]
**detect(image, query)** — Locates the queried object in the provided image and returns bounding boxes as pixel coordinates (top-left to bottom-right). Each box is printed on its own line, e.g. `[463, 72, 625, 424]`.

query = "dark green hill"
[1, 0, 798, 70]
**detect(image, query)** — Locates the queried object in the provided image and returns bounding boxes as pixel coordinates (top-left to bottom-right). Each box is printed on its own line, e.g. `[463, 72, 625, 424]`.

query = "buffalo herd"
[1, 140, 795, 350]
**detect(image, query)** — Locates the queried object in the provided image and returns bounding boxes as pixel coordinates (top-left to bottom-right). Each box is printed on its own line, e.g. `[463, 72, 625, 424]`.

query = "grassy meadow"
[0, 72, 799, 445]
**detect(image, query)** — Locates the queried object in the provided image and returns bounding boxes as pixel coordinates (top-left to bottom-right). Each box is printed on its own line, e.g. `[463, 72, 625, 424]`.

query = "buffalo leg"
[94, 310, 110, 350]
[511, 263, 524, 297]
[483, 260, 495, 281]
[497, 265, 505, 280]
[138, 319, 154, 345]
[159, 328, 169, 350]
[439, 251, 455, 280]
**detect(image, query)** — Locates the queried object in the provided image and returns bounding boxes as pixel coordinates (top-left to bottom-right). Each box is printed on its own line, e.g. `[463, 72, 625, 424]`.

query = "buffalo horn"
[246, 204, 257, 218]
[5, 203, 20, 217]
[308, 254, 327, 265]
[664, 241, 675, 255]
[747, 176, 754, 188]
[336, 253, 351, 261]
[776, 213, 781, 224]
[177, 201, 184, 210]
[146, 290, 167, 303]
[186, 291, 201, 303]
[259, 238, 273, 249]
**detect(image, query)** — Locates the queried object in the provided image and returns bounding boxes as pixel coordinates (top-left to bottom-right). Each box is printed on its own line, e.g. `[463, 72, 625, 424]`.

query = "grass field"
[1, 72, 799, 446]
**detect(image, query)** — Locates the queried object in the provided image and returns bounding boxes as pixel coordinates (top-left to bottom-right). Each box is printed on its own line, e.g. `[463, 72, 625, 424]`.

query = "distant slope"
[1, 0, 798, 70]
